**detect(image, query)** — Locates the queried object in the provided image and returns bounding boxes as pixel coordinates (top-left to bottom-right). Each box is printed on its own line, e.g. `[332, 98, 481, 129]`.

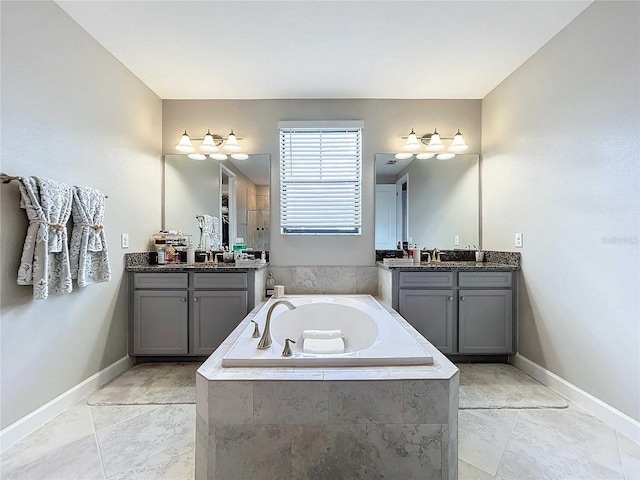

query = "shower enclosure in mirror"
[375, 153, 479, 250]
[164, 154, 270, 251]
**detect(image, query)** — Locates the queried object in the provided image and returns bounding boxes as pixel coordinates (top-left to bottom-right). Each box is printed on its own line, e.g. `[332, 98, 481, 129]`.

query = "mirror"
[375, 153, 479, 250]
[164, 154, 270, 251]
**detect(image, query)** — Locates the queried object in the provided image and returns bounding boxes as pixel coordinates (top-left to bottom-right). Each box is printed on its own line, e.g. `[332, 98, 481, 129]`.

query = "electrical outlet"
[121, 233, 129, 249]
[454, 235, 460, 246]
[515, 232, 523, 248]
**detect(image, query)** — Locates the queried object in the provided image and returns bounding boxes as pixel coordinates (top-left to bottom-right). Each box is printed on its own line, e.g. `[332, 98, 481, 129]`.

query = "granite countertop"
[376, 261, 520, 271]
[126, 263, 269, 273]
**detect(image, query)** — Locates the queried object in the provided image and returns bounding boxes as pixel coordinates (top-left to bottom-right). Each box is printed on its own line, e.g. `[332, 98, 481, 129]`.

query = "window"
[279, 121, 363, 235]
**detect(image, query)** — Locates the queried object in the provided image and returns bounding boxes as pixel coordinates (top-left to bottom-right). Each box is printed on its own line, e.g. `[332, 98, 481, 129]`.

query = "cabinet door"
[133, 290, 188, 355]
[191, 290, 248, 355]
[458, 289, 513, 354]
[399, 289, 454, 353]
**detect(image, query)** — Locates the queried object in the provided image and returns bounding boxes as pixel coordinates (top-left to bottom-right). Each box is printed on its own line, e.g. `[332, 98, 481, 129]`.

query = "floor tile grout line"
[90, 404, 163, 433]
[493, 409, 520, 478]
[89, 405, 110, 480]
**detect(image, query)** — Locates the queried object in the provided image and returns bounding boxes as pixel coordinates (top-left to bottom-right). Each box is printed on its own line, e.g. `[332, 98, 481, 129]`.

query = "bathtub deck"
[196, 297, 459, 480]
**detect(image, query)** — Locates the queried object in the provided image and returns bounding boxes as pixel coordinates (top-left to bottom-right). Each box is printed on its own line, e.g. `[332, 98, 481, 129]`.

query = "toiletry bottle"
[266, 272, 275, 297]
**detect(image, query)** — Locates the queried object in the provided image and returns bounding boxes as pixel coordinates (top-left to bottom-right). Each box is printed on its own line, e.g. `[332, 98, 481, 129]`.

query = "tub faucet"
[257, 300, 296, 350]
[431, 248, 441, 262]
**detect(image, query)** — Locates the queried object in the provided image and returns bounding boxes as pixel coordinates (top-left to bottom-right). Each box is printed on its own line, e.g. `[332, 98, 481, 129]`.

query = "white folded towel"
[303, 338, 345, 354]
[303, 329, 343, 340]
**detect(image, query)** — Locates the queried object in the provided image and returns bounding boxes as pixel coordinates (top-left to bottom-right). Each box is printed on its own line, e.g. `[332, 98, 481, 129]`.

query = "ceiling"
[56, 1, 591, 100]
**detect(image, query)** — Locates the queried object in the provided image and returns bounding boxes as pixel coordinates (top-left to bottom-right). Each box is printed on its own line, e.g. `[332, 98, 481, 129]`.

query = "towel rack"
[0, 172, 109, 197]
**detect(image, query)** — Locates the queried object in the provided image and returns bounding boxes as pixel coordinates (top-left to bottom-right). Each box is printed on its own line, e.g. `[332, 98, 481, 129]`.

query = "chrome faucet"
[431, 247, 441, 262]
[257, 300, 296, 350]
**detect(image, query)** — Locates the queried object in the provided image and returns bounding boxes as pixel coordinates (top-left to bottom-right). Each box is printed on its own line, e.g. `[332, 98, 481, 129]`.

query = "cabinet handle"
[181, 297, 186, 302]
[448, 296, 453, 301]
[460, 296, 466, 301]
[194, 297, 199, 302]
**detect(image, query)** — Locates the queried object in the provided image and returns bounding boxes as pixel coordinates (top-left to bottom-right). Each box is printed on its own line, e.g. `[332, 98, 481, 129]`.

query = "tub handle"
[250, 320, 261, 338]
[282, 338, 296, 357]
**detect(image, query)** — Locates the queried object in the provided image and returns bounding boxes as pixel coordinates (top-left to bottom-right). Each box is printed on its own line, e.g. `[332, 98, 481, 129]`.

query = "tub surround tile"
[291, 424, 366, 480]
[617, 432, 640, 480]
[328, 381, 404, 424]
[292, 266, 325, 293]
[214, 424, 291, 480]
[108, 437, 194, 480]
[96, 404, 194, 478]
[366, 424, 443, 480]
[377, 267, 392, 305]
[254, 381, 329, 424]
[356, 266, 379, 295]
[404, 380, 451, 424]
[458, 409, 519, 476]
[325, 266, 357, 293]
[208, 381, 253, 425]
[3, 434, 103, 480]
[495, 406, 625, 480]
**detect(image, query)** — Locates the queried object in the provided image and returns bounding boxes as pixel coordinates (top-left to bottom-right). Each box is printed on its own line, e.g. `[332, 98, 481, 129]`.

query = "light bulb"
[175, 130, 195, 153]
[402, 129, 421, 152]
[223, 129, 242, 152]
[200, 129, 219, 153]
[426, 129, 445, 152]
[209, 153, 228, 160]
[188, 153, 207, 161]
[416, 152, 435, 160]
[395, 152, 414, 160]
[231, 153, 249, 160]
[448, 129, 469, 152]
[437, 153, 456, 160]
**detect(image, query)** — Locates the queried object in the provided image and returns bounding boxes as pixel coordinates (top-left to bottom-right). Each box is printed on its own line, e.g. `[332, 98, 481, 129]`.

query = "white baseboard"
[0, 356, 134, 453]
[511, 353, 640, 443]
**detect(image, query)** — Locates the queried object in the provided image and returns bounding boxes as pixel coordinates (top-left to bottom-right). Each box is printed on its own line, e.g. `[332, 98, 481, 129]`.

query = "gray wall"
[482, 1, 639, 420]
[0, 1, 162, 428]
[163, 99, 482, 266]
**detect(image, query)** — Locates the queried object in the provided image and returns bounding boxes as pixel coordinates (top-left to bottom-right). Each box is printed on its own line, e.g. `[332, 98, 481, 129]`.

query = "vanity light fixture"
[174, 129, 248, 160]
[395, 128, 468, 161]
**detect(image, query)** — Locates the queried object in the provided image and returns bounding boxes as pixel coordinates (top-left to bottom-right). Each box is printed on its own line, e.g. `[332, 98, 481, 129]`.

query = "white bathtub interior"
[221, 295, 434, 367]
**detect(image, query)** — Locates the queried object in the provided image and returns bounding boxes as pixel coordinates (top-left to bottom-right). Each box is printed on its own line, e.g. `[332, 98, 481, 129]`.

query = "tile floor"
[1, 363, 638, 480]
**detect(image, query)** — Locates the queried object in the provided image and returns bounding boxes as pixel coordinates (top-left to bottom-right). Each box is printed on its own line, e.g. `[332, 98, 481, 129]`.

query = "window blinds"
[279, 126, 362, 235]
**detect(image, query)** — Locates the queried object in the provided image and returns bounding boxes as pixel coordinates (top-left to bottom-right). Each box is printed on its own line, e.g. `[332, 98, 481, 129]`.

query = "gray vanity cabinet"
[191, 290, 248, 355]
[130, 271, 253, 357]
[133, 290, 189, 355]
[399, 289, 454, 353]
[395, 269, 517, 357]
[458, 289, 513, 354]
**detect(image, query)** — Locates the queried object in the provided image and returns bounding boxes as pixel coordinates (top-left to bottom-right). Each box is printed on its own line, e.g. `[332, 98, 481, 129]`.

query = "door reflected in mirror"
[164, 154, 270, 251]
[375, 153, 479, 250]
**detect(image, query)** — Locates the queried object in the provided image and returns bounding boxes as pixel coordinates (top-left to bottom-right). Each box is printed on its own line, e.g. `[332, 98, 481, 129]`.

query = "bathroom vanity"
[126, 255, 267, 358]
[378, 253, 520, 360]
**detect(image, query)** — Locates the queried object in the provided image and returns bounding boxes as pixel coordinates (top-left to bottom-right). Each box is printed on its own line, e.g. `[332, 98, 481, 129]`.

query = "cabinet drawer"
[399, 272, 453, 288]
[194, 272, 247, 290]
[459, 272, 512, 288]
[134, 273, 188, 289]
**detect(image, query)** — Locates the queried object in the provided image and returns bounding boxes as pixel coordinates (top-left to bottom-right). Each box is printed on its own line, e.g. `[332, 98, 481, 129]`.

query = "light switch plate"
[121, 233, 129, 249]
[515, 232, 523, 248]
[454, 235, 460, 246]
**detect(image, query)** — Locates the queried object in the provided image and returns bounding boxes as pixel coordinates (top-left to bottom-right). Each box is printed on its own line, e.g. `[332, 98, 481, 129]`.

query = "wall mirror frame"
[163, 154, 270, 251]
[375, 153, 480, 250]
